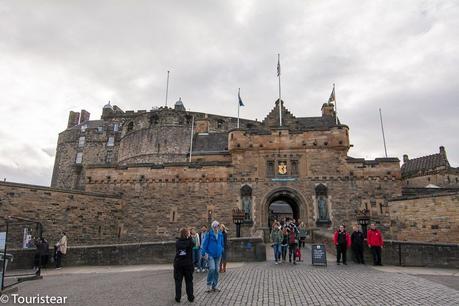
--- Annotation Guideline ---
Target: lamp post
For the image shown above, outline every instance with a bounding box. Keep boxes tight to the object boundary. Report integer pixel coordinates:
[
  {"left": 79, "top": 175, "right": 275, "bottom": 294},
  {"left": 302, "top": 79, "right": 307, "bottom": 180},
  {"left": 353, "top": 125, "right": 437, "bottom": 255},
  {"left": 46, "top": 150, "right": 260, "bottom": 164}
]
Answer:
[
  {"left": 232, "top": 208, "right": 245, "bottom": 238},
  {"left": 356, "top": 208, "right": 370, "bottom": 238}
]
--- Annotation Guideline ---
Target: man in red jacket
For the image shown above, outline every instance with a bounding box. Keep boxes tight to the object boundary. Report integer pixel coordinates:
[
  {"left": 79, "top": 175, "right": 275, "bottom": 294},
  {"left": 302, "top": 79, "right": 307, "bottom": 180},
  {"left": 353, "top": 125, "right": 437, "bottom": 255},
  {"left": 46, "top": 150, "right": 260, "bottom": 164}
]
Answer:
[
  {"left": 333, "top": 225, "right": 351, "bottom": 265},
  {"left": 367, "top": 223, "right": 384, "bottom": 266}
]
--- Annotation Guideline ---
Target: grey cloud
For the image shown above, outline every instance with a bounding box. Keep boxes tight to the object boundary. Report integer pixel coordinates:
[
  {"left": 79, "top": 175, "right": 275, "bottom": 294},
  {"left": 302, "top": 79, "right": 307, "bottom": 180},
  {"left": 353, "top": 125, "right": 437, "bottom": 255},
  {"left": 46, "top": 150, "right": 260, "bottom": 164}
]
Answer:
[{"left": 0, "top": 0, "right": 458, "bottom": 186}]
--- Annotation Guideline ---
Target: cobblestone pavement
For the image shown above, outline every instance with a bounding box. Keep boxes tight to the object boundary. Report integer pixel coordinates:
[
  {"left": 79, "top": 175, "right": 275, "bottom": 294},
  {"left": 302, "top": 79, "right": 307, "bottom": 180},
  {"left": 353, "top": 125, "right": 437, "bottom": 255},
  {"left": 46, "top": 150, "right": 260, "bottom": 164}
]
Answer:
[
  {"left": 191, "top": 245, "right": 459, "bottom": 306},
  {"left": 5, "top": 245, "right": 459, "bottom": 306}
]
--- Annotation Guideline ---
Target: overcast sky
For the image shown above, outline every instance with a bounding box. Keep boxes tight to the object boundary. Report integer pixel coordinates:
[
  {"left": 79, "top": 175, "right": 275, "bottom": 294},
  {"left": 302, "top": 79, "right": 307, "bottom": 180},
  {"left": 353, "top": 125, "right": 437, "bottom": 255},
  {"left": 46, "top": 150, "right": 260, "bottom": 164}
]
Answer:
[{"left": 1, "top": 0, "right": 458, "bottom": 186}]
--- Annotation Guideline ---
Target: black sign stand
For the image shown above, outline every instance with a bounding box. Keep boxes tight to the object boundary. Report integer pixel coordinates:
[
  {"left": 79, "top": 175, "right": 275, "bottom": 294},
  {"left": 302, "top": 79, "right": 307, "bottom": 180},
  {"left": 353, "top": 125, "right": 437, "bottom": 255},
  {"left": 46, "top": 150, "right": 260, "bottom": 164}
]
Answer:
[{"left": 311, "top": 244, "right": 327, "bottom": 266}]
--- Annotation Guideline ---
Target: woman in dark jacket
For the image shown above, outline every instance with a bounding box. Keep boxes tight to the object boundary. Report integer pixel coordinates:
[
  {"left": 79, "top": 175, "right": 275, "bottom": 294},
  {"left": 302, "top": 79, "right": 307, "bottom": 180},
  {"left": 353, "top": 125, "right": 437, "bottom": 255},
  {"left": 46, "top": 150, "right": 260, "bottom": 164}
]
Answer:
[
  {"left": 174, "top": 228, "right": 195, "bottom": 303},
  {"left": 219, "top": 224, "right": 228, "bottom": 273}
]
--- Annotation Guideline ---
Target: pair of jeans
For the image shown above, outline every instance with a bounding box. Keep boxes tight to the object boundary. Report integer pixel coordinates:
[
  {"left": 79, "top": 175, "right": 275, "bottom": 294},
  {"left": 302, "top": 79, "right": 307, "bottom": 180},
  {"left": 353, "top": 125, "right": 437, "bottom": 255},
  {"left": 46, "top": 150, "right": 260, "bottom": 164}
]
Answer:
[
  {"left": 336, "top": 243, "right": 347, "bottom": 264},
  {"left": 174, "top": 264, "right": 194, "bottom": 301},
  {"left": 207, "top": 256, "right": 221, "bottom": 289},
  {"left": 192, "top": 249, "right": 200, "bottom": 269},
  {"left": 281, "top": 245, "right": 288, "bottom": 261},
  {"left": 273, "top": 243, "right": 281, "bottom": 261},
  {"left": 199, "top": 254, "right": 208, "bottom": 270},
  {"left": 371, "top": 246, "right": 382, "bottom": 265}
]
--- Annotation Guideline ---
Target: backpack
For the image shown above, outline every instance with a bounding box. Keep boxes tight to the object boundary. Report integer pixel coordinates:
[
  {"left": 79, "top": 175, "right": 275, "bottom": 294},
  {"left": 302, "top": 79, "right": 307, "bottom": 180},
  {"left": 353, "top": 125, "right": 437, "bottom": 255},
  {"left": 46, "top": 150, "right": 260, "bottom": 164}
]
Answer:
[{"left": 289, "top": 230, "right": 296, "bottom": 245}]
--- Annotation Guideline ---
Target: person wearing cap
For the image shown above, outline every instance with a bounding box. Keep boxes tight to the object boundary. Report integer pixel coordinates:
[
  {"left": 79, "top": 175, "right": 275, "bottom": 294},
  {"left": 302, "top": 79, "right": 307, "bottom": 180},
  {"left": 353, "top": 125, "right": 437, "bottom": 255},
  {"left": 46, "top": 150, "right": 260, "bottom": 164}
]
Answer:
[{"left": 201, "top": 220, "right": 224, "bottom": 292}]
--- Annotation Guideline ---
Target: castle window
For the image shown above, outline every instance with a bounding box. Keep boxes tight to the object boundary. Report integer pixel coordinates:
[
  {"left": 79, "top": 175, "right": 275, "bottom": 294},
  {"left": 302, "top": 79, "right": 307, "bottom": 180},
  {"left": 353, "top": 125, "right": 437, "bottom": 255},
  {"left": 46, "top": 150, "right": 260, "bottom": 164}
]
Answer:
[
  {"left": 107, "top": 136, "right": 115, "bottom": 147},
  {"left": 379, "top": 203, "right": 383, "bottom": 214},
  {"left": 170, "top": 208, "right": 178, "bottom": 222},
  {"left": 106, "top": 150, "right": 113, "bottom": 163},
  {"left": 447, "top": 176, "right": 450, "bottom": 183},
  {"left": 291, "top": 160, "right": 299, "bottom": 176},
  {"left": 127, "top": 122, "right": 134, "bottom": 132},
  {"left": 267, "top": 160, "right": 275, "bottom": 177},
  {"left": 217, "top": 120, "right": 224, "bottom": 129},
  {"left": 81, "top": 124, "right": 87, "bottom": 132},
  {"left": 75, "top": 152, "right": 83, "bottom": 164},
  {"left": 113, "top": 123, "right": 119, "bottom": 132},
  {"left": 78, "top": 136, "right": 85, "bottom": 148},
  {"left": 97, "top": 126, "right": 103, "bottom": 133}
]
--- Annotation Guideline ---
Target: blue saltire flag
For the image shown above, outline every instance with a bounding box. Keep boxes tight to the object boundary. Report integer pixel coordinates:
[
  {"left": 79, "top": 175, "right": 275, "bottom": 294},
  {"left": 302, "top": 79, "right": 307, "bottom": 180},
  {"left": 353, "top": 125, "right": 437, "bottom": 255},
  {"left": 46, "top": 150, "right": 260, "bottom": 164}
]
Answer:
[{"left": 238, "top": 89, "right": 244, "bottom": 106}]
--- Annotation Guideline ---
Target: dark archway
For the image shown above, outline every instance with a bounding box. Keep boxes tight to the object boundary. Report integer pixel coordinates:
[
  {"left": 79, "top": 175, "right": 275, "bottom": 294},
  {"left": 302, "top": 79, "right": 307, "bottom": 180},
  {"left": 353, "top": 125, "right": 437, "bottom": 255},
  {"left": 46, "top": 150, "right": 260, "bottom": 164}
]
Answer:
[
  {"left": 268, "top": 194, "right": 300, "bottom": 229},
  {"left": 261, "top": 187, "right": 308, "bottom": 240}
]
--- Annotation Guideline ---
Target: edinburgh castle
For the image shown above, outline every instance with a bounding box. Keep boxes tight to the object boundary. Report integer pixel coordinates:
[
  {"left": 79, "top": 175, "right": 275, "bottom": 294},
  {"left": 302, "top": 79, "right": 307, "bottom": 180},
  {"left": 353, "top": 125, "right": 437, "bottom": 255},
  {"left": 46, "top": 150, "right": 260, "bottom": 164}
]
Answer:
[{"left": 1, "top": 99, "right": 458, "bottom": 245}]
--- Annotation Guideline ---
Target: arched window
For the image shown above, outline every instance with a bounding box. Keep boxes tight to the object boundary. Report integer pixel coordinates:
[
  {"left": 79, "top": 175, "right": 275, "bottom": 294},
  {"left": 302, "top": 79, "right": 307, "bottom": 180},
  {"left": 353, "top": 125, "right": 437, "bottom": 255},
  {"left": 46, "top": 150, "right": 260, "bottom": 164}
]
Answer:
[
  {"left": 241, "top": 185, "right": 252, "bottom": 221},
  {"left": 315, "top": 184, "right": 329, "bottom": 222}
]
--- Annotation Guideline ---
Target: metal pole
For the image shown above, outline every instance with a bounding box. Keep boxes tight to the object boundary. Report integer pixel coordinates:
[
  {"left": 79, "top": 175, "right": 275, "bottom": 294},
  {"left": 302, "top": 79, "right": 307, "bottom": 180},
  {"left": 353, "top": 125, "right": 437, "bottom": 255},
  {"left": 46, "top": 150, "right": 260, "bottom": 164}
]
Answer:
[
  {"left": 278, "top": 54, "right": 282, "bottom": 127},
  {"left": 165, "top": 70, "right": 170, "bottom": 107},
  {"left": 334, "top": 83, "right": 337, "bottom": 125},
  {"left": 188, "top": 116, "right": 195, "bottom": 162},
  {"left": 1, "top": 220, "right": 9, "bottom": 291},
  {"left": 379, "top": 108, "right": 388, "bottom": 157}
]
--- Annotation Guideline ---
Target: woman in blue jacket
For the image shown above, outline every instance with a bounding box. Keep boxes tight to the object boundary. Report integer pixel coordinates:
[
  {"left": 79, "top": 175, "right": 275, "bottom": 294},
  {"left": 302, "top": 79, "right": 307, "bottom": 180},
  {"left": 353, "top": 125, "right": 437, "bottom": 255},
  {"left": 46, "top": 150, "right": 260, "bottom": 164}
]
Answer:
[{"left": 201, "top": 220, "right": 224, "bottom": 292}]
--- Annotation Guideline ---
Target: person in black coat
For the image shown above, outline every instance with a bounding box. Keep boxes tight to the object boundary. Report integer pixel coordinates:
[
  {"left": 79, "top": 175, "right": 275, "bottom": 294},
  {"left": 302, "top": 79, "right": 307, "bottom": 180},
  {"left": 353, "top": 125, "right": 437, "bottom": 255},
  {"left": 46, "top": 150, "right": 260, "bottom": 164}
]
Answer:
[
  {"left": 174, "top": 228, "right": 195, "bottom": 303},
  {"left": 351, "top": 225, "right": 365, "bottom": 264}
]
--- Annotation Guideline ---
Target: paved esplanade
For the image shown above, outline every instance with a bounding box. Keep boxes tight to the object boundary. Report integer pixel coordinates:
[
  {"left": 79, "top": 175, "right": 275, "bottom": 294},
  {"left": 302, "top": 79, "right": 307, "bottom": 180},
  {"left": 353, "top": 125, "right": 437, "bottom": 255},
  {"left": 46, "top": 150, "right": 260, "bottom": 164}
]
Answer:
[{"left": 13, "top": 245, "right": 459, "bottom": 306}]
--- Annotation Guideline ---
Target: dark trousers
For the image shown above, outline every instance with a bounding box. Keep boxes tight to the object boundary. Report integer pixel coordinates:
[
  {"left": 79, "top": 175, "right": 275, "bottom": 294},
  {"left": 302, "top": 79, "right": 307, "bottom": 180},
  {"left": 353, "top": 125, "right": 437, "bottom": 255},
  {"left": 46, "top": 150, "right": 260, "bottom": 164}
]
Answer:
[
  {"left": 336, "top": 243, "right": 347, "bottom": 264},
  {"left": 371, "top": 246, "right": 382, "bottom": 265},
  {"left": 288, "top": 244, "right": 297, "bottom": 263},
  {"left": 174, "top": 265, "right": 194, "bottom": 301},
  {"left": 299, "top": 237, "right": 306, "bottom": 248},
  {"left": 352, "top": 245, "right": 364, "bottom": 264},
  {"left": 55, "top": 251, "right": 63, "bottom": 268}
]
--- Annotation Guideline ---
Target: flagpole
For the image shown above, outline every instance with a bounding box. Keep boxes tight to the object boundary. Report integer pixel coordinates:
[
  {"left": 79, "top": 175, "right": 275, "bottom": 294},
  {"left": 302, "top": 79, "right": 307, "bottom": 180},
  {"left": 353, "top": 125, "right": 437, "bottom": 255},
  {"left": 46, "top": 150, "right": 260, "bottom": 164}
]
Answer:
[
  {"left": 379, "top": 108, "right": 388, "bottom": 158},
  {"left": 237, "top": 88, "right": 241, "bottom": 128},
  {"left": 165, "top": 70, "right": 170, "bottom": 107},
  {"left": 333, "top": 83, "right": 338, "bottom": 125},
  {"left": 278, "top": 54, "right": 282, "bottom": 127},
  {"left": 189, "top": 115, "right": 195, "bottom": 162}
]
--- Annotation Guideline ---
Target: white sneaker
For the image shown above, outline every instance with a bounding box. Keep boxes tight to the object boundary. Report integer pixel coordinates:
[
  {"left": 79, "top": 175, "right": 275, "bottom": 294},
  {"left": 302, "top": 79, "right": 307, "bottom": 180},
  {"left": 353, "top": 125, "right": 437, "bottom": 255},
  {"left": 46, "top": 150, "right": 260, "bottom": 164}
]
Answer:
[{"left": 275, "top": 261, "right": 279, "bottom": 265}]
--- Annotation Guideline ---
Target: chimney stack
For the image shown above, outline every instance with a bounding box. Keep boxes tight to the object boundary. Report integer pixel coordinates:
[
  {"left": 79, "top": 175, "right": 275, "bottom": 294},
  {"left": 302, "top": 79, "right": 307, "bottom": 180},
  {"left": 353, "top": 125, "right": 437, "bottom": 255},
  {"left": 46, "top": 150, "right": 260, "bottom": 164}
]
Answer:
[
  {"left": 67, "top": 111, "right": 80, "bottom": 129},
  {"left": 439, "top": 146, "right": 447, "bottom": 159},
  {"left": 80, "top": 109, "right": 90, "bottom": 124},
  {"left": 403, "top": 154, "right": 409, "bottom": 163}
]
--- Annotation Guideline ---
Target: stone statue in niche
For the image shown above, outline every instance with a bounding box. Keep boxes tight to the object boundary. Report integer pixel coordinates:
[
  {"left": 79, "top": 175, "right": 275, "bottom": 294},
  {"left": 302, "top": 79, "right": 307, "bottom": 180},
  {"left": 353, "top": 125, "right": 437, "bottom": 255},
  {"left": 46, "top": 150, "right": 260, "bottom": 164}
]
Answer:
[
  {"left": 240, "top": 185, "right": 253, "bottom": 221},
  {"left": 242, "top": 196, "right": 252, "bottom": 220},
  {"left": 317, "top": 196, "right": 329, "bottom": 220}
]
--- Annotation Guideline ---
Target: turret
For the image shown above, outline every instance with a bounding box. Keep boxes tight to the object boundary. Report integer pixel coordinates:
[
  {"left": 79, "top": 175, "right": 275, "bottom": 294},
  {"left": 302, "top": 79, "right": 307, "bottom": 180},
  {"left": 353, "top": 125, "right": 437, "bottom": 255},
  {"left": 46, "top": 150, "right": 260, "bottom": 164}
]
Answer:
[{"left": 321, "top": 102, "right": 335, "bottom": 117}]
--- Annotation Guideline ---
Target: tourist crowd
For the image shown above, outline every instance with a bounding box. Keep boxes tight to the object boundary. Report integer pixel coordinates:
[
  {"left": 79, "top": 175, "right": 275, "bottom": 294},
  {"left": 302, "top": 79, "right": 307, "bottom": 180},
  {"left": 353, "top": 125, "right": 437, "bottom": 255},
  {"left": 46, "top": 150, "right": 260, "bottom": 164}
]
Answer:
[{"left": 270, "top": 219, "right": 384, "bottom": 266}]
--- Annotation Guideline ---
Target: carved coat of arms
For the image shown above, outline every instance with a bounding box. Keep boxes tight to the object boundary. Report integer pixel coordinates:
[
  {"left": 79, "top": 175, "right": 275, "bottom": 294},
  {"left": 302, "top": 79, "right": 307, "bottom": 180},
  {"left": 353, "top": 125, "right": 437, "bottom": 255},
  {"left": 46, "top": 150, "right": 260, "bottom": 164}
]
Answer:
[{"left": 278, "top": 162, "right": 287, "bottom": 175}]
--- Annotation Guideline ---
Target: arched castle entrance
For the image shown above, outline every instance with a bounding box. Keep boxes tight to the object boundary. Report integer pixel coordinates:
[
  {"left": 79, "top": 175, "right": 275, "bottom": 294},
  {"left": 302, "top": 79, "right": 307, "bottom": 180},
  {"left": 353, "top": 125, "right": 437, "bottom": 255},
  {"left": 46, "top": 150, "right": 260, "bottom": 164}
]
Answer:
[{"left": 260, "top": 187, "right": 309, "bottom": 241}]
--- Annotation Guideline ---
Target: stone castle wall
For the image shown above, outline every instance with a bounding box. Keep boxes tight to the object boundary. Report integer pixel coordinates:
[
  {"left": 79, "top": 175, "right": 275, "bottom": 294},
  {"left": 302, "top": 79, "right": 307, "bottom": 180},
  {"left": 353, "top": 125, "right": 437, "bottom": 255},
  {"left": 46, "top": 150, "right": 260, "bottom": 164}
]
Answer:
[
  {"left": 0, "top": 182, "right": 123, "bottom": 247},
  {"left": 389, "top": 192, "right": 459, "bottom": 243},
  {"left": 403, "top": 172, "right": 459, "bottom": 188},
  {"left": 83, "top": 162, "right": 401, "bottom": 242}
]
